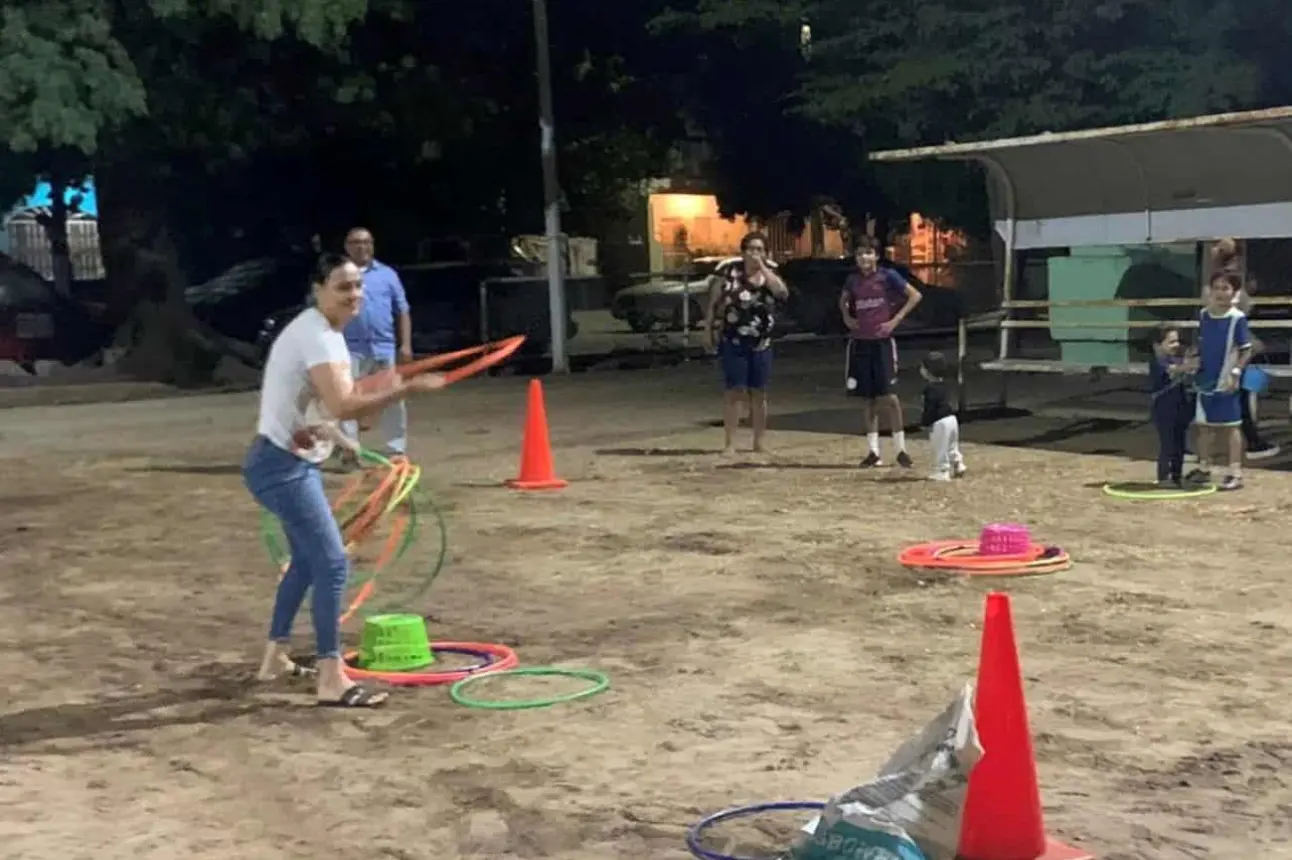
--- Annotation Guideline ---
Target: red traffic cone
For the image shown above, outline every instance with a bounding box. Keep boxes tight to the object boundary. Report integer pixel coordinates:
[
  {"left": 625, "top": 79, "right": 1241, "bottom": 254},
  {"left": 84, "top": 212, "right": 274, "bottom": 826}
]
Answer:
[
  {"left": 505, "top": 379, "right": 568, "bottom": 491},
  {"left": 958, "top": 592, "right": 1093, "bottom": 860}
]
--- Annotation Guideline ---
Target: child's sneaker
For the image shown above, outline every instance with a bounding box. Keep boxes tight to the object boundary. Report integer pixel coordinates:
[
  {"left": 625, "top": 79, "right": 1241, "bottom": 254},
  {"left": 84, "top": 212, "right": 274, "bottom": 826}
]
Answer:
[
  {"left": 927, "top": 471, "right": 952, "bottom": 482},
  {"left": 1184, "top": 468, "right": 1211, "bottom": 486},
  {"left": 953, "top": 463, "right": 967, "bottom": 478},
  {"left": 896, "top": 451, "right": 914, "bottom": 469},
  {"left": 859, "top": 451, "right": 883, "bottom": 468},
  {"left": 1219, "top": 474, "right": 1243, "bottom": 491}
]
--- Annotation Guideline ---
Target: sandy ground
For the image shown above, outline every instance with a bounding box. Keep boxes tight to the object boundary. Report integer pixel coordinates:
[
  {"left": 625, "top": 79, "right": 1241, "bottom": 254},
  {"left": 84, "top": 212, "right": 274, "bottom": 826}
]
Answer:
[{"left": 2, "top": 354, "right": 1292, "bottom": 860}]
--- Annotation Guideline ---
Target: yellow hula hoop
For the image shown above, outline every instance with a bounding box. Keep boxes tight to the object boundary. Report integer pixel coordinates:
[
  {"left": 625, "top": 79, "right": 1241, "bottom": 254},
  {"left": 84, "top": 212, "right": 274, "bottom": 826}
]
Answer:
[{"left": 1102, "top": 482, "right": 1217, "bottom": 500}]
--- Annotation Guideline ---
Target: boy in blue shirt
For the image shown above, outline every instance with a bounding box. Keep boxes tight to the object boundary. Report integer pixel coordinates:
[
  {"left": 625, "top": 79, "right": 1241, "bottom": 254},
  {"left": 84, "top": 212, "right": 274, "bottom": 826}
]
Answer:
[{"left": 1188, "top": 272, "right": 1253, "bottom": 491}]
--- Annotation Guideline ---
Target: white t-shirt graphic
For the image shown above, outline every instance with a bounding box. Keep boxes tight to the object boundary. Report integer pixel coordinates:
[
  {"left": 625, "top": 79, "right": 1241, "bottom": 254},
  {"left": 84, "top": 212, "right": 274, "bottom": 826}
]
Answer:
[{"left": 256, "top": 308, "right": 352, "bottom": 463}]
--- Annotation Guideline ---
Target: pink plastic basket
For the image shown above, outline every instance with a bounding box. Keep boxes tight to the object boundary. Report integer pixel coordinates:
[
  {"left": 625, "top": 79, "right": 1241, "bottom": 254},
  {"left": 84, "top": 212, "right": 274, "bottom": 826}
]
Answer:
[{"left": 977, "top": 523, "right": 1032, "bottom": 556}]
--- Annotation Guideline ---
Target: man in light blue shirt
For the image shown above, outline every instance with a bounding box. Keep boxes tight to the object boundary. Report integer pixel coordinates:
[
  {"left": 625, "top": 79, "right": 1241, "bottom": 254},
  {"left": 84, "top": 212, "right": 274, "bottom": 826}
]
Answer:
[{"left": 340, "top": 227, "right": 414, "bottom": 457}]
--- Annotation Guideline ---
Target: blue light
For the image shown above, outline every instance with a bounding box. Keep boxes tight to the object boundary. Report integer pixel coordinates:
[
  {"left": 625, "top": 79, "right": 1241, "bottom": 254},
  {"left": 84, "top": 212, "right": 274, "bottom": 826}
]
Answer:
[{"left": 8, "top": 177, "right": 98, "bottom": 217}]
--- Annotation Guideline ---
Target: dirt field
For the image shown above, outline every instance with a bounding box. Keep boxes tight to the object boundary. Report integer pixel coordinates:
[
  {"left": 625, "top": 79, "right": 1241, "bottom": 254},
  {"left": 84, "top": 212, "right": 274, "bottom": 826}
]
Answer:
[{"left": 2, "top": 365, "right": 1291, "bottom": 860}]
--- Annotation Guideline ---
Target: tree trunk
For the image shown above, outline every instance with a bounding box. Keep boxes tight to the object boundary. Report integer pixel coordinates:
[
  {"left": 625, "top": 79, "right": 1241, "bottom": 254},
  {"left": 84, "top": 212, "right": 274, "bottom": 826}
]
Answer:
[
  {"left": 40, "top": 175, "right": 74, "bottom": 298},
  {"left": 95, "top": 160, "right": 225, "bottom": 386},
  {"left": 809, "top": 206, "right": 826, "bottom": 257}
]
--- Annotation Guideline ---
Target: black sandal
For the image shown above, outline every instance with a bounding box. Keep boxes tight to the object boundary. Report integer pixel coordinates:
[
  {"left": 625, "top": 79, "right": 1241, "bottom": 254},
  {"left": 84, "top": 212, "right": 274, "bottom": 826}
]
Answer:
[{"left": 318, "top": 684, "right": 388, "bottom": 708}]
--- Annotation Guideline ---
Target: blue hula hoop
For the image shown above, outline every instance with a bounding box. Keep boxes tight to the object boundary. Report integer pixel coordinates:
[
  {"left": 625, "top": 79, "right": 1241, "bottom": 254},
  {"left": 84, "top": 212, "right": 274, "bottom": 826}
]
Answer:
[{"left": 686, "top": 801, "right": 825, "bottom": 860}]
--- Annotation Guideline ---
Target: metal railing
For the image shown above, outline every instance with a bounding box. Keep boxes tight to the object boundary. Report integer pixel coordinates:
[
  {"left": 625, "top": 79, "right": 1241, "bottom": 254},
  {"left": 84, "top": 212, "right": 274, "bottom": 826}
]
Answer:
[{"left": 4, "top": 218, "right": 106, "bottom": 281}]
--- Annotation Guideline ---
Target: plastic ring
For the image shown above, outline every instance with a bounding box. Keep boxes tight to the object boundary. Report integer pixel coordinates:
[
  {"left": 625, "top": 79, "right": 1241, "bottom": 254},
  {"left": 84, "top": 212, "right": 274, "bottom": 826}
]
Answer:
[
  {"left": 449, "top": 667, "right": 609, "bottom": 710},
  {"left": 343, "top": 641, "right": 519, "bottom": 687},
  {"left": 897, "top": 541, "right": 1071, "bottom": 577},
  {"left": 1102, "top": 482, "right": 1218, "bottom": 500},
  {"left": 262, "top": 449, "right": 446, "bottom": 622},
  {"left": 686, "top": 801, "right": 825, "bottom": 860},
  {"left": 398, "top": 335, "right": 526, "bottom": 385}
]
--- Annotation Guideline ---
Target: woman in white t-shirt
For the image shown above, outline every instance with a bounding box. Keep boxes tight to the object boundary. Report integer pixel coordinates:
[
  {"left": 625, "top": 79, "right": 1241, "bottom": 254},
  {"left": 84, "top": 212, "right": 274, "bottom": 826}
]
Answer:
[{"left": 242, "top": 253, "right": 445, "bottom": 708}]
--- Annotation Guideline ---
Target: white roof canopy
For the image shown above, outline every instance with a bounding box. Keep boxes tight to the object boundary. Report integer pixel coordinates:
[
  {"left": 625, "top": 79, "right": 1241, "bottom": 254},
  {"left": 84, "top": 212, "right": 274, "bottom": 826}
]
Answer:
[{"left": 869, "top": 107, "right": 1292, "bottom": 248}]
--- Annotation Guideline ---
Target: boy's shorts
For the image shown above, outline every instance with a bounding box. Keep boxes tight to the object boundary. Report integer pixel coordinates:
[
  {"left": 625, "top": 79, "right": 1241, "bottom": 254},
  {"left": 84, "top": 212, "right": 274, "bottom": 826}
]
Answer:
[
  {"left": 1196, "top": 389, "right": 1242, "bottom": 426},
  {"left": 845, "top": 338, "right": 898, "bottom": 398}
]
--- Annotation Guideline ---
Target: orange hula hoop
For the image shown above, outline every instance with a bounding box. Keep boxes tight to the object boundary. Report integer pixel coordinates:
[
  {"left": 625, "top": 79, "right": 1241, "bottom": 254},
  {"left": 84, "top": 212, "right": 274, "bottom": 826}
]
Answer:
[
  {"left": 276, "top": 456, "right": 417, "bottom": 622},
  {"left": 398, "top": 334, "right": 526, "bottom": 385},
  {"left": 897, "top": 540, "right": 1071, "bottom": 577}
]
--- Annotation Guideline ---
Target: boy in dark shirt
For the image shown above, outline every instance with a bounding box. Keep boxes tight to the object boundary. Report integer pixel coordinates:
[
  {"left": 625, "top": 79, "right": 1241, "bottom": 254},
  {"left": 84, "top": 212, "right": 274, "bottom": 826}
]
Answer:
[
  {"left": 1149, "top": 323, "right": 1196, "bottom": 487},
  {"left": 919, "top": 351, "right": 965, "bottom": 481}
]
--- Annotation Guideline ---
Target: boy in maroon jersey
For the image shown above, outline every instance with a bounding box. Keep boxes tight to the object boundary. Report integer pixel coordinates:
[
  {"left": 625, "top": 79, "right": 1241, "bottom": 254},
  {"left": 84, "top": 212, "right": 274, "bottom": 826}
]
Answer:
[{"left": 840, "top": 237, "right": 923, "bottom": 468}]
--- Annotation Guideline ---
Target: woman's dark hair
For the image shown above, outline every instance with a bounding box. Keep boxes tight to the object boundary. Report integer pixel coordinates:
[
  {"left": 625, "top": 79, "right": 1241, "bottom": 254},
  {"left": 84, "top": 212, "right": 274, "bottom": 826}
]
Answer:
[
  {"left": 922, "top": 350, "right": 949, "bottom": 377},
  {"left": 1210, "top": 237, "right": 1238, "bottom": 270},
  {"left": 855, "top": 235, "right": 879, "bottom": 253},
  {"left": 740, "top": 231, "right": 768, "bottom": 252},
  {"left": 1154, "top": 322, "right": 1181, "bottom": 344},
  {"left": 313, "top": 252, "right": 350, "bottom": 287}
]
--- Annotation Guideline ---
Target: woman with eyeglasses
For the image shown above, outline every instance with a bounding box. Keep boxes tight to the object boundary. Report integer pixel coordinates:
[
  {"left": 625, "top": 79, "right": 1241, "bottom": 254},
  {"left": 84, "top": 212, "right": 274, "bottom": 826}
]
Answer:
[{"left": 704, "top": 231, "right": 789, "bottom": 454}]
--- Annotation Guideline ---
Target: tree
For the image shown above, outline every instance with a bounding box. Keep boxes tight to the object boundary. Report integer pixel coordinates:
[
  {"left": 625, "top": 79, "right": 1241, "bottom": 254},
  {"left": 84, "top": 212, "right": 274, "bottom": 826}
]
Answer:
[
  {"left": 0, "top": 4, "right": 146, "bottom": 295},
  {"left": 649, "top": 1, "right": 877, "bottom": 227},
  {"left": 655, "top": 0, "right": 1289, "bottom": 234},
  {"left": 0, "top": 0, "right": 373, "bottom": 382},
  {"left": 329, "top": 0, "right": 684, "bottom": 241}
]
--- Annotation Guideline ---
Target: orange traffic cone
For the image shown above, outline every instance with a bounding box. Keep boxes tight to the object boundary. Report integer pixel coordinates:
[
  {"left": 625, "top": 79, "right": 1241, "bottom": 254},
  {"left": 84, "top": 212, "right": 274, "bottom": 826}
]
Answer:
[
  {"left": 505, "top": 379, "right": 568, "bottom": 491},
  {"left": 959, "top": 593, "right": 1093, "bottom": 860}
]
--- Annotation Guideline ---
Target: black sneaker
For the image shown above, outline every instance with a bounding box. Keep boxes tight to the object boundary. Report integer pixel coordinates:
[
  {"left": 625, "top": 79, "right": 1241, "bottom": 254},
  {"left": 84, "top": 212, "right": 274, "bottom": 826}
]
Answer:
[
  {"left": 896, "top": 451, "right": 914, "bottom": 469},
  {"left": 1247, "top": 442, "right": 1281, "bottom": 460},
  {"left": 859, "top": 451, "right": 883, "bottom": 468},
  {"left": 1183, "top": 468, "right": 1211, "bottom": 486}
]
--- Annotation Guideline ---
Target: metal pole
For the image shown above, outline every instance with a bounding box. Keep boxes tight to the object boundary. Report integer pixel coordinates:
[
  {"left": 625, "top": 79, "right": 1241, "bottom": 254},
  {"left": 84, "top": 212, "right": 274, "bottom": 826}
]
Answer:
[
  {"left": 681, "top": 260, "right": 691, "bottom": 357},
  {"left": 532, "top": 0, "right": 568, "bottom": 372}
]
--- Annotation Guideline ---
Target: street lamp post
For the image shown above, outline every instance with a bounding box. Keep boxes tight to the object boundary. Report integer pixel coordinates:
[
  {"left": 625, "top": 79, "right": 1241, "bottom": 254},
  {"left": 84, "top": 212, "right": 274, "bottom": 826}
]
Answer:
[{"left": 532, "top": 0, "right": 568, "bottom": 372}]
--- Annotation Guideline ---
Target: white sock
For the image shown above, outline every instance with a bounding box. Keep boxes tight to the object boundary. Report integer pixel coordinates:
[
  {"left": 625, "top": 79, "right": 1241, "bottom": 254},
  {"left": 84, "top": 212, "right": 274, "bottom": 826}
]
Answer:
[
  {"left": 867, "top": 432, "right": 881, "bottom": 455},
  {"left": 1230, "top": 463, "right": 1242, "bottom": 478},
  {"left": 893, "top": 431, "right": 906, "bottom": 453}
]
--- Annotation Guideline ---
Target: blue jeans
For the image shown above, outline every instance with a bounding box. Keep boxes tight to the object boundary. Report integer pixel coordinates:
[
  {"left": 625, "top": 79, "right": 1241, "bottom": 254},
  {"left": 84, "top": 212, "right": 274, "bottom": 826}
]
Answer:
[
  {"left": 340, "top": 354, "right": 408, "bottom": 454},
  {"left": 242, "top": 435, "right": 348, "bottom": 658}
]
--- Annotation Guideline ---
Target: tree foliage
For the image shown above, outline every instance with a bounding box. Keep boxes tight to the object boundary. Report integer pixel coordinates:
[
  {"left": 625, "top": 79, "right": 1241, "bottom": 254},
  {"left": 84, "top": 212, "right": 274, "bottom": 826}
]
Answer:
[{"left": 657, "top": 0, "right": 1292, "bottom": 231}]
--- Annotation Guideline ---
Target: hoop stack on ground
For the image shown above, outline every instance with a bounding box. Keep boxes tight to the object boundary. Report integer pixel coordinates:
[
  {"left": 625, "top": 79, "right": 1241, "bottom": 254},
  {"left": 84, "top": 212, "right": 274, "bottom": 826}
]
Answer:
[{"left": 896, "top": 522, "right": 1071, "bottom": 577}]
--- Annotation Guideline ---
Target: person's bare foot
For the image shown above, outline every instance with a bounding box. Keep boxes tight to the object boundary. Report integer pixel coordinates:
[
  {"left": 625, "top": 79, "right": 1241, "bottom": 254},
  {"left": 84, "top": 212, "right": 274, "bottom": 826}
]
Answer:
[{"left": 256, "top": 642, "right": 315, "bottom": 681}]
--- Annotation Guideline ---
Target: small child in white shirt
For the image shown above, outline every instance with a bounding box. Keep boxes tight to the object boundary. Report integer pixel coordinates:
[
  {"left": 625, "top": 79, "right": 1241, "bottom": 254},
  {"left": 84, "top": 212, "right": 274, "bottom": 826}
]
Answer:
[{"left": 919, "top": 351, "right": 965, "bottom": 481}]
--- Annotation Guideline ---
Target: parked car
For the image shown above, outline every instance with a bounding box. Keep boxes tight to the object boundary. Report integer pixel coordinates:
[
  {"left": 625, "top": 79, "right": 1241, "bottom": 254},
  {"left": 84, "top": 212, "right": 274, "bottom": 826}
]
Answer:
[
  {"left": 254, "top": 259, "right": 582, "bottom": 365},
  {"left": 610, "top": 256, "right": 733, "bottom": 333},
  {"left": 0, "top": 255, "right": 113, "bottom": 373},
  {"left": 186, "top": 255, "right": 314, "bottom": 348}
]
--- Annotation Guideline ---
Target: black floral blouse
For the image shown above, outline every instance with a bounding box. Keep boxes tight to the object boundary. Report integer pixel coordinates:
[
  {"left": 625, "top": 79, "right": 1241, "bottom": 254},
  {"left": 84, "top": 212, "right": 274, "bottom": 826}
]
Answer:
[{"left": 717, "top": 262, "right": 776, "bottom": 351}]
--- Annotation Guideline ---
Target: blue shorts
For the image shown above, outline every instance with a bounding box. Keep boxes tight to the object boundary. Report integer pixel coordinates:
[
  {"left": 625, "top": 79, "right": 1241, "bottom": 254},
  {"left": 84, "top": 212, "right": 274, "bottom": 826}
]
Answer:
[
  {"left": 1196, "top": 389, "right": 1242, "bottom": 425},
  {"left": 719, "top": 340, "right": 772, "bottom": 390}
]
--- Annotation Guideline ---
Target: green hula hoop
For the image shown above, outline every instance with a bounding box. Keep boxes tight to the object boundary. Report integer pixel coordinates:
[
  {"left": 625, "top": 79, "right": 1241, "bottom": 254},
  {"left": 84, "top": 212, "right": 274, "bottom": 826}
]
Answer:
[
  {"left": 258, "top": 447, "right": 449, "bottom": 616},
  {"left": 449, "top": 667, "right": 610, "bottom": 710},
  {"left": 1102, "top": 482, "right": 1218, "bottom": 500}
]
